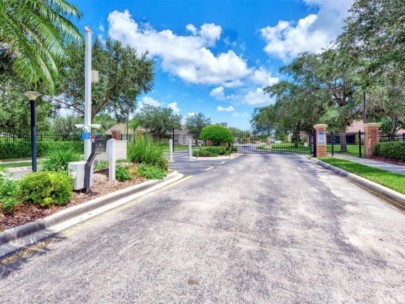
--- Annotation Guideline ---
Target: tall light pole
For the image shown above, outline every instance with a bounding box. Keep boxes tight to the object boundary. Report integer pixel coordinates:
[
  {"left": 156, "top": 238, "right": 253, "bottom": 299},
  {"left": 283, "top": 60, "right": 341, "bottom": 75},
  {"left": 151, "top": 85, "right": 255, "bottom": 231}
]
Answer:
[
  {"left": 84, "top": 26, "right": 92, "bottom": 159},
  {"left": 24, "top": 91, "right": 42, "bottom": 172}
]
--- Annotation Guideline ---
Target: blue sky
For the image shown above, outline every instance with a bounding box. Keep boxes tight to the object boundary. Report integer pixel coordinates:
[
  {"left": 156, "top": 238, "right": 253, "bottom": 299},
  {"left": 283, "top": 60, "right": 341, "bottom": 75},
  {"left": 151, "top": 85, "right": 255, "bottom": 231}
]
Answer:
[{"left": 69, "top": 0, "right": 352, "bottom": 130}]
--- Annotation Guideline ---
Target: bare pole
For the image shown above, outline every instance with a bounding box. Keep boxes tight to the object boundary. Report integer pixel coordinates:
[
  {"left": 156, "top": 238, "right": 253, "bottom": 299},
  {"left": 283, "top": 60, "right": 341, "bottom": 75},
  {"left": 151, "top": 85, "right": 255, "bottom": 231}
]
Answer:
[{"left": 84, "top": 26, "right": 92, "bottom": 159}]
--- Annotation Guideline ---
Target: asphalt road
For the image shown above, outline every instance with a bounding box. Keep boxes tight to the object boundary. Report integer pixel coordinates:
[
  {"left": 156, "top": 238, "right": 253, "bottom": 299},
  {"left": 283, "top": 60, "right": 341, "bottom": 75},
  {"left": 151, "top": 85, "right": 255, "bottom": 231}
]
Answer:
[{"left": 1, "top": 154, "right": 405, "bottom": 303}]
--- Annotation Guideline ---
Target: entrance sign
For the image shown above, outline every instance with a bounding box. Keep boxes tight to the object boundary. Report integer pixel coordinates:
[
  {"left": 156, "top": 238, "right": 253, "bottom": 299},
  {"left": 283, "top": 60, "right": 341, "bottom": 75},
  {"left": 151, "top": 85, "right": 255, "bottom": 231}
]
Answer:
[{"left": 318, "top": 132, "right": 326, "bottom": 145}]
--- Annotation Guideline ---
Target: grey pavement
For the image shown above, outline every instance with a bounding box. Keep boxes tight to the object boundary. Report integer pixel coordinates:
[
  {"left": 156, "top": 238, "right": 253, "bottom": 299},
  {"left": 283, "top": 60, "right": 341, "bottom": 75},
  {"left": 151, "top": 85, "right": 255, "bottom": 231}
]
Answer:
[
  {"left": 335, "top": 154, "right": 405, "bottom": 175},
  {"left": 1, "top": 154, "right": 405, "bottom": 303}
]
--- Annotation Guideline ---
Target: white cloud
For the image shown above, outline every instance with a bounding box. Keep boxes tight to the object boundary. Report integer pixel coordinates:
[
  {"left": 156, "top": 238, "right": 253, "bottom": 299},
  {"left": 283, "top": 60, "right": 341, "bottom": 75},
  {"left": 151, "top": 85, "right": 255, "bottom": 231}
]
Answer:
[
  {"left": 108, "top": 10, "right": 250, "bottom": 85},
  {"left": 242, "top": 88, "right": 272, "bottom": 105},
  {"left": 168, "top": 102, "right": 181, "bottom": 114},
  {"left": 210, "top": 86, "right": 225, "bottom": 100},
  {"left": 217, "top": 106, "right": 235, "bottom": 112},
  {"left": 138, "top": 96, "right": 161, "bottom": 108},
  {"left": 260, "top": 0, "right": 353, "bottom": 61},
  {"left": 99, "top": 24, "right": 105, "bottom": 32},
  {"left": 251, "top": 68, "right": 279, "bottom": 86}
]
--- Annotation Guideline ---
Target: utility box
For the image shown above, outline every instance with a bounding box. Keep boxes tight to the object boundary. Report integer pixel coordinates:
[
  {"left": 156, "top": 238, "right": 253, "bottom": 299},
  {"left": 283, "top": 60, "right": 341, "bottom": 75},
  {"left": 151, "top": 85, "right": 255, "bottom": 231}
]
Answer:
[{"left": 68, "top": 161, "right": 86, "bottom": 190}]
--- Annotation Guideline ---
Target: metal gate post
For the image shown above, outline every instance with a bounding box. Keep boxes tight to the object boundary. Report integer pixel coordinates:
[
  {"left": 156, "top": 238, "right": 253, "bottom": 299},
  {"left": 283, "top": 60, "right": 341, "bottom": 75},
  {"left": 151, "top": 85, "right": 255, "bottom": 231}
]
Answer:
[
  {"left": 331, "top": 132, "right": 334, "bottom": 157},
  {"left": 312, "top": 129, "right": 317, "bottom": 157},
  {"left": 358, "top": 130, "right": 362, "bottom": 158}
]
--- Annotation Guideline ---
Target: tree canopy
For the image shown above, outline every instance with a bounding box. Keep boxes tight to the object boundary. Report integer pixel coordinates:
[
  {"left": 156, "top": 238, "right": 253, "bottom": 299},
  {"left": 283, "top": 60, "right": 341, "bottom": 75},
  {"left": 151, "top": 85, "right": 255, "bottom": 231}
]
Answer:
[
  {"left": 134, "top": 105, "right": 181, "bottom": 139},
  {"left": 200, "top": 125, "right": 234, "bottom": 145},
  {"left": 185, "top": 113, "right": 211, "bottom": 144},
  {"left": 54, "top": 38, "right": 154, "bottom": 120}
]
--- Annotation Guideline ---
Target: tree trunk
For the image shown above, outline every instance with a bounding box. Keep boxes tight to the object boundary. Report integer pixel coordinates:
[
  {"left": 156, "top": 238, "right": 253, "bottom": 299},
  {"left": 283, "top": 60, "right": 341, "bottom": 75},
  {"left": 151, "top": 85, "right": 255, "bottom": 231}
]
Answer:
[{"left": 339, "top": 125, "right": 347, "bottom": 152}]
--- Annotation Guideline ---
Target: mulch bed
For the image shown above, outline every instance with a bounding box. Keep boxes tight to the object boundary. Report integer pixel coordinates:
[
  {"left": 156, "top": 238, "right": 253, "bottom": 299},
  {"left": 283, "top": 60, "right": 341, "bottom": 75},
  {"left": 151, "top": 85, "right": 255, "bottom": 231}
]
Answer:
[
  {"left": 0, "top": 171, "right": 147, "bottom": 232},
  {"left": 369, "top": 156, "right": 405, "bottom": 167}
]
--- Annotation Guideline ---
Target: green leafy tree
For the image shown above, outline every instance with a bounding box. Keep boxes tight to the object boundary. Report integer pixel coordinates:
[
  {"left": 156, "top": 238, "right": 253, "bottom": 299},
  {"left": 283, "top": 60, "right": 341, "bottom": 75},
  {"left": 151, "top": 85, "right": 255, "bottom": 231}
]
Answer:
[
  {"left": 200, "top": 125, "right": 234, "bottom": 146},
  {"left": 134, "top": 105, "right": 181, "bottom": 139},
  {"left": 51, "top": 115, "right": 82, "bottom": 138},
  {"left": 0, "top": 0, "right": 82, "bottom": 92},
  {"left": 93, "top": 113, "right": 117, "bottom": 135},
  {"left": 54, "top": 38, "right": 154, "bottom": 120},
  {"left": 185, "top": 113, "right": 211, "bottom": 144},
  {"left": 0, "top": 57, "right": 52, "bottom": 133},
  {"left": 340, "top": 0, "right": 405, "bottom": 74}
]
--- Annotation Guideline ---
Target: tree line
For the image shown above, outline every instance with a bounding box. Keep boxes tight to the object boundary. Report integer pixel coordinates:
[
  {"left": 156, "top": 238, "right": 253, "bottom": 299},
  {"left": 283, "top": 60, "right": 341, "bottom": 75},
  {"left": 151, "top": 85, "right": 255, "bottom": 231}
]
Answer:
[{"left": 251, "top": 0, "right": 405, "bottom": 150}]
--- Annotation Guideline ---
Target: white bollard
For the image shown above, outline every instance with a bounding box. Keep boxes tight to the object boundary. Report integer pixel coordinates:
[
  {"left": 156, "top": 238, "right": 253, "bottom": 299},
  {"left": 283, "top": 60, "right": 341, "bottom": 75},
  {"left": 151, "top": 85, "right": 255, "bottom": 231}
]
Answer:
[
  {"left": 188, "top": 139, "right": 192, "bottom": 160},
  {"left": 169, "top": 139, "right": 174, "bottom": 162},
  {"left": 107, "top": 139, "right": 116, "bottom": 183}
]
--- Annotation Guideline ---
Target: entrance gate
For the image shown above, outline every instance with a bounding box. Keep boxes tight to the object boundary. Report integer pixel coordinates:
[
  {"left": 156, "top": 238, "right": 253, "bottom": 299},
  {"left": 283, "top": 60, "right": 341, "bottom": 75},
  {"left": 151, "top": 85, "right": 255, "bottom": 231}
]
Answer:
[{"left": 236, "top": 131, "right": 316, "bottom": 156}]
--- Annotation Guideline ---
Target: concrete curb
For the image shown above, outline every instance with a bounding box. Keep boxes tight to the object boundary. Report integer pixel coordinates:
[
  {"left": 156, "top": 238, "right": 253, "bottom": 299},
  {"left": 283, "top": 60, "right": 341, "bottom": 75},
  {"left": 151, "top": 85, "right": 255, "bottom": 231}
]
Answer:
[
  {"left": 311, "top": 157, "right": 405, "bottom": 209},
  {"left": 0, "top": 171, "right": 184, "bottom": 257}
]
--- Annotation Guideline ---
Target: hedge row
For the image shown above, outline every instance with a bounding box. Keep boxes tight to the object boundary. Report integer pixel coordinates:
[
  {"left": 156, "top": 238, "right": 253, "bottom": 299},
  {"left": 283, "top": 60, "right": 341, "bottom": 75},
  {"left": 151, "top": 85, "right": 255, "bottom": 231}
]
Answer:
[
  {"left": 193, "top": 146, "right": 236, "bottom": 157},
  {"left": 373, "top": 142, "right": 405, "bottom": 162},
  {"left": 0, "top": 141, "right": 83, "bottom": 160}
]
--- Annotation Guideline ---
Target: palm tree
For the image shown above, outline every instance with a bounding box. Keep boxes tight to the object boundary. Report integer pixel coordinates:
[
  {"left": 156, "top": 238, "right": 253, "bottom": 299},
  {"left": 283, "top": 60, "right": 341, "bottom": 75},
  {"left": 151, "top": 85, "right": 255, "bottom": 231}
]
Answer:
[{"left": 0, "top": 0, "right": 82, "bottom": 92}]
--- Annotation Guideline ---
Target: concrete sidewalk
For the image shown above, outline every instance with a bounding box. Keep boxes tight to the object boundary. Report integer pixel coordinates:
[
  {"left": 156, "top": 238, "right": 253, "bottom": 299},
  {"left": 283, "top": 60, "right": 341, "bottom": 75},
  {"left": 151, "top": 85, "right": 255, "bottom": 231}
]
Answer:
[{"left": 335, "top": 155, "right": 405, "bottom": 175}]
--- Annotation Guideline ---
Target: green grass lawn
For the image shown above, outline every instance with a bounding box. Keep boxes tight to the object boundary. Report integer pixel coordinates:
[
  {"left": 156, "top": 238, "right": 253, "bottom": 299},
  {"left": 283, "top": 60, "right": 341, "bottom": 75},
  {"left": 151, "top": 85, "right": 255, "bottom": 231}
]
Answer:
[
  {"left": 327, "top": 144, "right": 362, "bottom": 156},
  {"left": 0, "top": 162, "right": 34, "bottom": 172},
  {"left": 321, "top": 157, "right": 405, "bottom": 194}
]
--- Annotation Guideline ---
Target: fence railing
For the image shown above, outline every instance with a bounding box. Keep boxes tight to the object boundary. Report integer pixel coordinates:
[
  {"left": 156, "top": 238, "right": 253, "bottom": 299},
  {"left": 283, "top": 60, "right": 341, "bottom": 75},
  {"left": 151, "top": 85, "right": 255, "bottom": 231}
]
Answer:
[
  {"left": 328, "top": 131, "right": 363, "bottom": 158},
  {"left": 0, "top": 132, "right": 81, "bottom": 142},
  {"left": 379, "top": 134, "right": 405, "bottom": 142}
]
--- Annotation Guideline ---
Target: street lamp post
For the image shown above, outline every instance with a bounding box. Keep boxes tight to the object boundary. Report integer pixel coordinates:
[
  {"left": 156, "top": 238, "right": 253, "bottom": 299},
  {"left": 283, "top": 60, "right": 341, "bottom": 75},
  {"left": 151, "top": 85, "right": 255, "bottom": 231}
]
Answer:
[{"left": 24, "top": 91, "right": 42, "bottom": 172}]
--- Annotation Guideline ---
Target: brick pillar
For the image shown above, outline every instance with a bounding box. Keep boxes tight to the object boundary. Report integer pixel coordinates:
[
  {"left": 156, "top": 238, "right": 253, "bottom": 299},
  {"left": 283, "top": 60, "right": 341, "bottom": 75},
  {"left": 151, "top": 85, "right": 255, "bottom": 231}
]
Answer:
[
  {"left": 364, "top": 123, "right": 380, "bottom": 158},
  {"left": 111, "top": 130, "right": 121, "bottom": 140},
  {"left": 314, "top": 124, "right": 328, "bottom": 158}
]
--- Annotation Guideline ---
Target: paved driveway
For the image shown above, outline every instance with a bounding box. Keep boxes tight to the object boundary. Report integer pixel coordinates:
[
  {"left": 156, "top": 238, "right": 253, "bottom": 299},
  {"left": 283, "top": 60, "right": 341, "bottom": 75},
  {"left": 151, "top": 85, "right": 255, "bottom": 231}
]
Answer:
[{"left": 1, "top": 154, "right": 404, "bottom": 303}]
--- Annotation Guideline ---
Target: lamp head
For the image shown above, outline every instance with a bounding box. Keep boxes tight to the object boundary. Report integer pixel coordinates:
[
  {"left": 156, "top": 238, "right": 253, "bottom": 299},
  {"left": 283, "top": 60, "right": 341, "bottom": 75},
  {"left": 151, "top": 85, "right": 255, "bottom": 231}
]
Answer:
[
  {"left": 84, "top": 26, "right": 92, "bottom": 33},
  {"left": 24, "top": 91, "right": 42, "bottom": 101}
]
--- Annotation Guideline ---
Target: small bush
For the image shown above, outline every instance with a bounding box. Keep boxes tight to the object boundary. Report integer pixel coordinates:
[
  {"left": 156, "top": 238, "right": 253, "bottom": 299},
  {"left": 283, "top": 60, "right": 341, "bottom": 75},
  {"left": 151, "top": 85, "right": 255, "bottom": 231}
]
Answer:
[
  {"left": 128, "top": 136, "right": 166, "bottom": 167},
  {"left": 373, "top": 142, "right": 405, "bottom": 161},
  {"left": 200, "top": 125, "right": 234, "bottom": 145},
  {"left": 193, "top": 146, "right": 229, "bottom": 157},
  {"left": 0, "top": 141, "right": 83, "bottom": 160},
  {"left": 0, "top": 175, "right": 20, "bottom": 212},
  {"left": 19, "top": 172, "right": 73, "bottom": 206},
  {"left": 115, "top": 165, "right": 132, "bottom": 182},
  {"left": 42, "top": 148, "right": 80, "bottom": 172},
  {"left": 137, "top": 163, "right": 166, "bottom": 179}
]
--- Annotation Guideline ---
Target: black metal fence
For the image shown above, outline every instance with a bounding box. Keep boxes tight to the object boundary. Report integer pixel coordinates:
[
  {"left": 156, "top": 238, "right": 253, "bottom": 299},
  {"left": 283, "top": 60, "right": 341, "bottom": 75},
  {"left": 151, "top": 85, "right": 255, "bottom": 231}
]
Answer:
[
  {"left": 328, "top": 131, "right": 363, "bottom": 157},
  {"left": 379, "top": 133, "right": 405, "bottom": 142},
  {"left": 0, "top": 131, "right": 81, "bottom": 142}
]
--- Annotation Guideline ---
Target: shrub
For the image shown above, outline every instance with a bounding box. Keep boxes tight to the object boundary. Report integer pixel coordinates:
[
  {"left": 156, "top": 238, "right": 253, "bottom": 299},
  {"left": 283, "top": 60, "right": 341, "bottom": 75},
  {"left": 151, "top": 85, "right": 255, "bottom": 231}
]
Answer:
[
  {"left": 0, "top": 175, "right": 19, "bottom": 212},
  {"left": 42, "top": 148, "right": 80, "bottom": 172},
  {"left": 19, "top": 172, "right": 73, "bottom": 206},
  {"left": 127, "top": 136, "right": 166, "bottom": 167},
  {"left": 192, "top": 146, "right": 229, "bottom": 157},
  {"left": 373, "top": 142, "right": 405, "bottom": 161},
  {"left": 137, "top": 163, "right": 166, "bottom": 179},
  {"left": 200, "top": 125, "right": 234, "bottom": 145},
  {"left": 115, "top": 165, "right": 132, "bottom": 182},
  {"left": 0, "top": 141, "right": 83, "bottom": 160}
]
